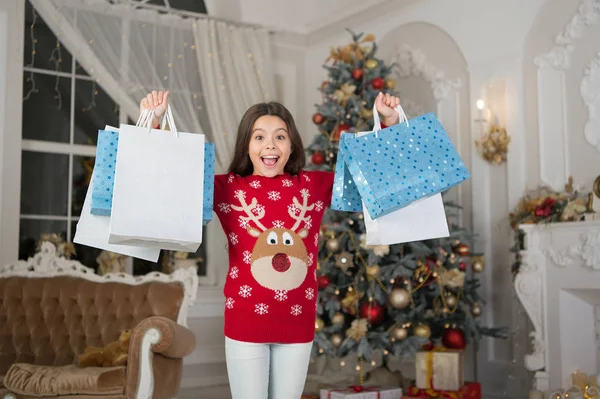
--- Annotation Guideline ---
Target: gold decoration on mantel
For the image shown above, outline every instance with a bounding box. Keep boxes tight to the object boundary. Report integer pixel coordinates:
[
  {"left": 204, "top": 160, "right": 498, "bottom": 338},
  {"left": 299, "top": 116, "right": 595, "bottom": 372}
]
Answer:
[{"left": 475, "top": 125, "right": 510, "bottom": 165}]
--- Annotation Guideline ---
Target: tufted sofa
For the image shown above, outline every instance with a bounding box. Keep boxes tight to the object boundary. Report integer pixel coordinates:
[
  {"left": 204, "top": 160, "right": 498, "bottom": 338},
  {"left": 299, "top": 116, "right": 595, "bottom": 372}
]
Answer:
[{"left": 0, "top": 242, "right": 198, "bottom": 399}]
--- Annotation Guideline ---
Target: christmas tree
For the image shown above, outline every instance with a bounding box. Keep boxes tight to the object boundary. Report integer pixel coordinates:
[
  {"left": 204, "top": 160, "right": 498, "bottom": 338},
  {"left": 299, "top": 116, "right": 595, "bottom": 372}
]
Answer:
[{"left": 306, "top": 30, "right": 506, "bottom": 367}]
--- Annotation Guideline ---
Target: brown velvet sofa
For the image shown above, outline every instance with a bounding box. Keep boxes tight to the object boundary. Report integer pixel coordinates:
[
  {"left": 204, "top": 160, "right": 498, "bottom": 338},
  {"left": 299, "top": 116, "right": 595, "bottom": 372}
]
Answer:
[{"left": 0, "top": 242, "right": 199, "bottom": 399}]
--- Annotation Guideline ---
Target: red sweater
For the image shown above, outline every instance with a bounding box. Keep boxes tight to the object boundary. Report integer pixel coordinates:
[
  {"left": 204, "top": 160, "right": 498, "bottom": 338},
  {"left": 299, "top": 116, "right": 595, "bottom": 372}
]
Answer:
[{"left": 214, "top": 170, "right": 334, "bottom": 343}]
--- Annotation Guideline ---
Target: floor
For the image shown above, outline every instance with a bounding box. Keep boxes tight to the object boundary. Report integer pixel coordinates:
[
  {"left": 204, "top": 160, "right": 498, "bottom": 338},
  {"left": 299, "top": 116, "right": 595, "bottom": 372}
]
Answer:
[{"left": 177, "top": 385, "right": 232, "bottom": 399}]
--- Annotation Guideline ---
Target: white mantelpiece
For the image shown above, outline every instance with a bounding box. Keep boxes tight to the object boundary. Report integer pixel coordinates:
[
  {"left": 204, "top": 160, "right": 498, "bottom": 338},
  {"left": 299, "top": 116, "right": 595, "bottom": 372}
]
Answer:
[{"left": 515, "top": 220, "right": 600, "bottom": 392}]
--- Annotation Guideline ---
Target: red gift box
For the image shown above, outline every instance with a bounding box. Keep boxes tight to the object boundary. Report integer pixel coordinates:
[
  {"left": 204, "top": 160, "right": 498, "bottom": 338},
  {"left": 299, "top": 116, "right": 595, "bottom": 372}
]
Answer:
[{"left": 405, "top": 382, "right": 481, "bottom": 399}]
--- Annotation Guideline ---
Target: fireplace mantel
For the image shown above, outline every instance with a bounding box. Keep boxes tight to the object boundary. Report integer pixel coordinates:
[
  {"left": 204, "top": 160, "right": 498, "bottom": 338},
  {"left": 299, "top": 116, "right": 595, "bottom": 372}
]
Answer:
[{"left": 515, "top": 220, "right": 600, "bottom": 391}]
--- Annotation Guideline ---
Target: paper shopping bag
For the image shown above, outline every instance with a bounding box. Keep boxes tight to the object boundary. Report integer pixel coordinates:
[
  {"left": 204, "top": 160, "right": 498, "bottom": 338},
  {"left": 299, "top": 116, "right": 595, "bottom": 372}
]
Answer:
[
  {"left": 108, "top": 112, "right": 205, "bottom": 252},
  {"left": 91, "top": 126, "right": 119, "bottom": 216},
  {"left": 90, "top": 127, "right": 215, "bottom": 226},
  {"left": 363, "top": 193, "right": 449, "bottom": 245},
  {"left": 74, "top": 172, "right": 160, "bottom": 262},
  {"left": 331, "top": 133, "right": 363, "bottom": 212},
  {"left": 343, "top": 106, "right": 470, "bottom": 220}
]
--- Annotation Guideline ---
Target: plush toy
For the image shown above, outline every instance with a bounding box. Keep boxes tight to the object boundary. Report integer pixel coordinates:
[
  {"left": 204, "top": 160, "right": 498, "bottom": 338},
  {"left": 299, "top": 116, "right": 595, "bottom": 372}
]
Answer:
[{"left": 78, "top": 330, "right": 131, "bottom": 368}]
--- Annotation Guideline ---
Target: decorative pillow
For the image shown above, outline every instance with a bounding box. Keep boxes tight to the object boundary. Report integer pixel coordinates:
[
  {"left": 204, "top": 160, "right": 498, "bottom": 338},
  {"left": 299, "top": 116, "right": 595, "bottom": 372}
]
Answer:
[{"left": 4, "top": 363, "right": 125, "bottom": 397}]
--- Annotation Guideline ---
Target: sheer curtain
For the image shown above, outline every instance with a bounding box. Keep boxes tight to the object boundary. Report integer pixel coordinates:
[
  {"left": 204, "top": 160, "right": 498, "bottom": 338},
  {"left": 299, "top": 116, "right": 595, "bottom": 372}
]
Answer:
[{"left": 30, "top": 0, "right": 275, "bottom": 172}]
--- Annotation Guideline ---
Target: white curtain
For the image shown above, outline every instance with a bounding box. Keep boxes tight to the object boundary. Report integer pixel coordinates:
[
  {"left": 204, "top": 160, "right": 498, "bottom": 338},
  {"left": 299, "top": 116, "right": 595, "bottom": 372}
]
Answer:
[
  {"left": 29, "top": 0, "right": 275, "bottom": 172},
  {"left": 193, "top": 19, "right": 276, "bottom": 170}
]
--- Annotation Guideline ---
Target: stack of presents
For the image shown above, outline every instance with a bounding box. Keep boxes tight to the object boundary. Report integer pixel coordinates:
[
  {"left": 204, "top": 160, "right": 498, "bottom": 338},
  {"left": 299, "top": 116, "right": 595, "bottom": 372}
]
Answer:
[{"left": 315, "top": 348, "right": 481, "bottom": 399}]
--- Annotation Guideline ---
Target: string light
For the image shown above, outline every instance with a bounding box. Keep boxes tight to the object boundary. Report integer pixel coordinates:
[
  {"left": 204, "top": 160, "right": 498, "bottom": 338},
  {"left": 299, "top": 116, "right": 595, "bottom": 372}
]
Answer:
[{"left": 23, "top": 6, "right": 39, "bottom": 102}]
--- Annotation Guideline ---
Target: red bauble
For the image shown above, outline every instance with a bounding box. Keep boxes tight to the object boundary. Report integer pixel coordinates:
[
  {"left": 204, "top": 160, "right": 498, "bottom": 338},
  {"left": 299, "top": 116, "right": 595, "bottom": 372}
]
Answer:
[
  {"left": 331, "top": 123, "right": 351, "bottom": 141},
  {"left": 371, "top": 77, "right": 385, "bottom": 90},
  {"left": 312, "top": 113, "right": 325, "bottom": 125},
  {"left": 321, "top": 81, "right": 328, "bottom": 89},
  {"left": 317, "top": 275, "right": 330, "bottom": 289},
  {"left": 352, "top": 68, "right": 364, "bottom": 80},
  {"left": 311, "top": 152, "right": 325, "bottom": 165},
  {"left": 359, "top": 301, "right": 385, "bottom": 326},
  {"left": 454, "top": 243, "right": 471, "bottom": 257},
  {"left": 442, "top": 327, "right": 467, "bottom": 350},
  {"left": 459, "top": 262, "right": 467, "bottom": 271}
]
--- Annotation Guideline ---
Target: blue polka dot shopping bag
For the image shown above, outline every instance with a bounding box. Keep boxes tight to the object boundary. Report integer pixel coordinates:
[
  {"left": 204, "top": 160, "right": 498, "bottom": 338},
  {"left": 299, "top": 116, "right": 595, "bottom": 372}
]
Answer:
[{"left": 340, "top": 105, "right": 470, "bottom": 220}]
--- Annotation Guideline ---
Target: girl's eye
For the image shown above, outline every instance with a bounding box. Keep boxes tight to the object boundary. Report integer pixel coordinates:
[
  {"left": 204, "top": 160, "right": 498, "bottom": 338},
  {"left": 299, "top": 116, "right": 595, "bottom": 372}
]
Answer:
[
  {"left": 254, "top": 135, "right": 263, "bottom": 140},
  {"left": 277, "top": 135, "right": 286, "bottom": 140}
]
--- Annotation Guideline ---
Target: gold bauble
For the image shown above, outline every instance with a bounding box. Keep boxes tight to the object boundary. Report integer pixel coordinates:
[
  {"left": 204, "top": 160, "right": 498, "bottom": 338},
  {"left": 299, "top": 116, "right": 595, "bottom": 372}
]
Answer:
[
  {"left": 385, "top": 78, "right": 396, "bottom": 89},
  {"left": 392, "top": 327, "right": 408, "bottom": 341},
  {"left": 454, "top": 243, "right": 470, "bottom": 257},
  {"left": 315, "top": 318, "right": 325, "bottom": 332},
  {"left": 445, "top": 294, "right": 457, "bottom": 308},
  {"left": 331, "top": 334, "right": 343, "bottom": 347},
  {"left": 366, "top": 265, "right": 381, "bottom": 279},
  {"left": 471, "top": 303, "right": 482, "bottom": 317},
  {"left": 332, "top": 312, "right": 345, "bottom": 325},
  {"left": 472, "top": 256, "right": 485, "bottom": 273},
  {"left": 389, "top": 288, "right": 411, "bottom": 309},
  {"left": 326, "top": 238, "right": 340, "bottom": 252},
  {"left": 413, "top": 324, "right": 431, "bottom": 339},
  {"left": 365, "top": 59, "right": 378, "bottom": 69}
]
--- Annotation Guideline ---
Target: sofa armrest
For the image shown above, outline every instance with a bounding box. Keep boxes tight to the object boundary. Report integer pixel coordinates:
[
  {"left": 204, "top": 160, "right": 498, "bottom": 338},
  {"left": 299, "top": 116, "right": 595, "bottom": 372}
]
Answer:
[
  {"left": 131, "top": 316, "right": 196, "bottom": 359},
  {"left": 125, "top": 317, "right": 196, "bottom": 399}
]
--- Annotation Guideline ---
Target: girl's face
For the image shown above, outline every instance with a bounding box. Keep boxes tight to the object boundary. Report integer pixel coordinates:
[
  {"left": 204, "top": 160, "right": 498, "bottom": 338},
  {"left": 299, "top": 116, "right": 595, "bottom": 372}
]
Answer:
[{"left": 249, "top": 115, "right": 292, "bottom": 177}]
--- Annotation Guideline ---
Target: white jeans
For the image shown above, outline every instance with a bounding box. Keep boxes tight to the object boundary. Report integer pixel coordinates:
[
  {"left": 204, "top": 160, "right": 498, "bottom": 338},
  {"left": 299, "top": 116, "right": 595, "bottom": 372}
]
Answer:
[{"left": 225, "top": 337, "right": 313, "bottom": 399}]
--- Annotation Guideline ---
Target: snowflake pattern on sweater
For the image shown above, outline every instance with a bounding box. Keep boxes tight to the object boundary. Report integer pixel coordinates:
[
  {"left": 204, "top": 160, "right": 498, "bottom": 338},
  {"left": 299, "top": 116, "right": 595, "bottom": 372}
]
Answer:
[{"left": 214, "top": 171, "right": 334, "bottom": 344}]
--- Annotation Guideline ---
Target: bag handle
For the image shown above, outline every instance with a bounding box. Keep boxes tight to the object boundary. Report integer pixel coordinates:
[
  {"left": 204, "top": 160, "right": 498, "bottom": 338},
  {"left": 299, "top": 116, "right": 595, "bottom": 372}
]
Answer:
[
  {"left": 135, "top": 105, "right": 179, "bottom": 138},
  {"left": 372, "top": 103, "right": 409, "bottom": 137}
]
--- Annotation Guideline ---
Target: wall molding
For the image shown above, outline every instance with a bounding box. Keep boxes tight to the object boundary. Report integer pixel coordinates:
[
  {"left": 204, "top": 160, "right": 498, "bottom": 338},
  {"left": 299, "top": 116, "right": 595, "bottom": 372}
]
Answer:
[
  {"left": 581, "top": 52, "right": 600, "bottom": 153},
  {"left": 534, "top": 0, "right": 600, "bottom": 70}
]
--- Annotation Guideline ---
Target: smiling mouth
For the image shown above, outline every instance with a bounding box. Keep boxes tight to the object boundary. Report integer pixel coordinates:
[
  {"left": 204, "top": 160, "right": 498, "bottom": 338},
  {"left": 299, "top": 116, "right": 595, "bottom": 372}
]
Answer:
[{"left": 261, "top": 155, "right": 279, "bottom": 167}]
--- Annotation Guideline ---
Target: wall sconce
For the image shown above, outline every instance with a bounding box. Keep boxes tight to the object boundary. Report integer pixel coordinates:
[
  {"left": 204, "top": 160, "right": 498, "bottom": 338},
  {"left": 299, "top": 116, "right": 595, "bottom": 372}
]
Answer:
[{"left": 474, "top": 98, "right": 510, "bottom": 165}]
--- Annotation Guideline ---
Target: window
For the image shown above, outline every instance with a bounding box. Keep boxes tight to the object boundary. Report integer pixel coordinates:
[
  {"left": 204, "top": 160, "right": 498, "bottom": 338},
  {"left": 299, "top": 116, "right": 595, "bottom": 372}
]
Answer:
[{"left": 19, "top": 0, "right": 210, "bottom": 280}]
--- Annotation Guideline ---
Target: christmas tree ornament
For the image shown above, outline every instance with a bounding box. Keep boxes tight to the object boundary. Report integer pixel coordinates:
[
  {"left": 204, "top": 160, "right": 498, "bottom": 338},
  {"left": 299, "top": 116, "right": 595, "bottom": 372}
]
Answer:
[
  {"left": 321, "top": 81, "right": 328, "bottom": 89},
  {"left": 315, "top": 318, "right": 325, "bottom": 332},
  {"left": 459, "top": 262, "right": 467, "bottom": 271},
  {"left": 346, "top": 318, "right": 369, "bottom": 341},
  {"left": 312, "top": 112, "right": 325, "bottom": 125},
  {"left": 335, "top": 251, "right": 354, "bottom": 272},
  {"left": 454, "top": 243, "right": 471, "bottom": 257},
  {"left": 359, "top": 301, "right": 384, "bottom": 326},
  {"left": 472, "top": 255, "right": 485, "bottom": 273},
  {"left": 333, "top": 83, "right": 356, "bottom": 105},
  {"left": 413, "top": 324, "right": 431, "bottom": 339},
  {"left": 471, "top": 303, "right": 482, "bottom": 317},
  {"left": 317, "top": 275, "right": 330, "bottom": 289},
  {"left": 341, "top": 290, "right": 364, "bottom": 316},
  {"left": 331, "top": 334, "right": 344, "bottom": 347},
  {"left": 440, "top": 268, "right": 465, "bottom": 289},
  {"left": 445, "top": 294, "right": 458, "bottom": 308},
  {"left": 392, "top": 326, "right": 408, "bottom": 341},
  {"left": 389, "top": 287, "right": 411, "bottom": 309},
  {"left": 385, "top": 78, "right": 396, "bottom": 89},
  {"left": 332, "top": 312, "right": 345, "bottom": 325},
  {"left": 326, "top": 237, "right": 340, "bottom": 252},
  {"left": 311, "top": 152, "right": 325, "bottom": 165},
  {"left": 371, "top": 77, "right": 384, "bottom": 90},
  {"left": 442, "top": 327, "right": 467, "bottom": 349},
  {"left": 366, "top": 264, "right": 380, "bottom": 279},
  {"left": 365, "top": 59, "right": 378, "bottom": 69},
  {"left": 352, "top": 68, "right": 364, "bottom": 80},
  {"left": 360, "top": 107, "right": 374, "bottom": 119},
  {"left": 331, "top": 122, "right": 351, "bottom": 141}
]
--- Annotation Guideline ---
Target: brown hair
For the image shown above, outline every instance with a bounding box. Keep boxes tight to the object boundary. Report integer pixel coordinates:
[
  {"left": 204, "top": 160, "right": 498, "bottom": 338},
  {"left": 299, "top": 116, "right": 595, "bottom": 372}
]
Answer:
[{"left": 228, "top": 102, "right": 306, "bottom": 176}]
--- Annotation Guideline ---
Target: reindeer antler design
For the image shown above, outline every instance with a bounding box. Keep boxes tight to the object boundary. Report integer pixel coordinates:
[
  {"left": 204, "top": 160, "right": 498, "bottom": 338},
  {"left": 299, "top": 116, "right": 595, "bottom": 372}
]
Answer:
[
  {"left": 289, "top": 189, "right": 315, "bottom": 232},
  {"left": 230, "top": 190, "right": 268, "bottom": 232}
]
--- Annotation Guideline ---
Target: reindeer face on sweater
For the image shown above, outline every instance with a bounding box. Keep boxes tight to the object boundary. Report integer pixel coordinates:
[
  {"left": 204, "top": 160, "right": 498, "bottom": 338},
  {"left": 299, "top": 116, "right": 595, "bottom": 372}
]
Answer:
[{"left": 231, "top": 189, "right": 313, "bottom": 291}]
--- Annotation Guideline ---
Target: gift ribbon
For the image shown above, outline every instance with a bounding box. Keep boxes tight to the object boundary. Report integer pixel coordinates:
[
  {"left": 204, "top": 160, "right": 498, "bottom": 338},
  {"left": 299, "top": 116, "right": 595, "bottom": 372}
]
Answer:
[
  {"left": 424, "top": 347, "right": 448, "bottom": 390},
  {"left": 408, "top": 386, "right": 459, "bottom": 399},
  {"left": 327, "top": 385, "right": 381, "bottom": 399}
]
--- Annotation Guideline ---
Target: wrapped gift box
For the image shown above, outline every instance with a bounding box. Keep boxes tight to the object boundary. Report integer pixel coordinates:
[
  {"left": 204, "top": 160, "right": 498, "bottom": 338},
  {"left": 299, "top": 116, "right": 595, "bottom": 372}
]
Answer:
[
  {"left": 415, "top": 349, "right": 463, "bottom": 391},
  {"left": 405, "top": 382, "right": 481, "bottom": 399},
  {"left": 320, "top": 386, "right": 402, "bottom": 399}
]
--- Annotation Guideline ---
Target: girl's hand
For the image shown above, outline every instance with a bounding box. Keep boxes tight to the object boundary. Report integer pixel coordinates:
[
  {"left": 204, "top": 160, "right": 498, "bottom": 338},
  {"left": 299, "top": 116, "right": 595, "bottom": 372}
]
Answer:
[
  {"left": 375, "top": 92, "right": 401, "bottom": 126},
  {"left": 139, "top": 90, "right": 170, "bottom": 128}
]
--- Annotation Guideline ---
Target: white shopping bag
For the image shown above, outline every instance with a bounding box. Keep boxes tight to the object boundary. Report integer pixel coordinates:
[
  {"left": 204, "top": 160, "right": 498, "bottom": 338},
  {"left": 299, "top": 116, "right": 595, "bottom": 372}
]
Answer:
[
  {"left": 363, "top": 193, "right": 449, "bottom": 245},
  {"left": 108, "top": 106, "right": 205, "bottom": 252},
  {"left": 74, "top": 172, "right": 161, "bottom": 262}
]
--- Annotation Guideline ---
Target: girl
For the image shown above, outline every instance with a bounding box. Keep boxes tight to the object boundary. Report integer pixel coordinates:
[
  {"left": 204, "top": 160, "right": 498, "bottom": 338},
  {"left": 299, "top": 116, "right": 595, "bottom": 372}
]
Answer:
[{"left": 139, "top": 90, "right": 401, "bottom": 399}]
